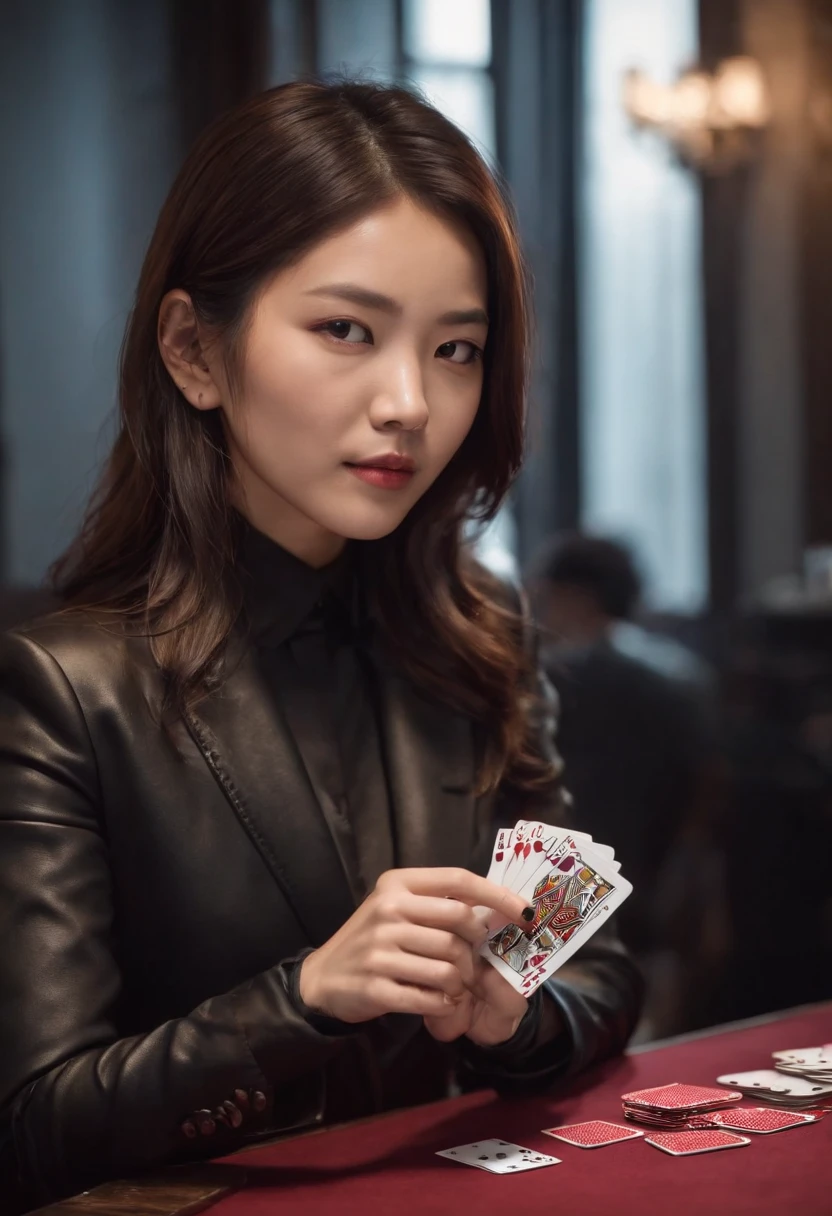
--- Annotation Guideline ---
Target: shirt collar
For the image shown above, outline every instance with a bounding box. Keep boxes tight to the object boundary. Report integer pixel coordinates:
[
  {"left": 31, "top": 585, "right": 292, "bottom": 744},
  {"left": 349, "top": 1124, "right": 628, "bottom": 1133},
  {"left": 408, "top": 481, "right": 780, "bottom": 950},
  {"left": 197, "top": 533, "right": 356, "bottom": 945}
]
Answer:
[{"left": 235, "top": 516, "right": 355, "bottom": 647}]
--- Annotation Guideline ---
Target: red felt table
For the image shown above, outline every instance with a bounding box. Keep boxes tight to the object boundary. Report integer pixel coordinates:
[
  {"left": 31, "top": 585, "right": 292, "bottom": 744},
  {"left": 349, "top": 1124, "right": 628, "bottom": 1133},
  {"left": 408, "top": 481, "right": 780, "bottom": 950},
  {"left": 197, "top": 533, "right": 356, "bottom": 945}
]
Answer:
[{"left": 210, "top": 1003, "right": 832, "bottom": 1216}]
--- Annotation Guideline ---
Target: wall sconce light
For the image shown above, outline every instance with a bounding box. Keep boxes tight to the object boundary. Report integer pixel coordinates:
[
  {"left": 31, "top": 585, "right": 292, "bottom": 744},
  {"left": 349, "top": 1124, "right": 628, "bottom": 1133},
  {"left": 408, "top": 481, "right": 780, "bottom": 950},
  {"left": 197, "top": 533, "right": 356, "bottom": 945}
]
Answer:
[{"left": 623, "top": 56, "right": 770, "bottom": 172}]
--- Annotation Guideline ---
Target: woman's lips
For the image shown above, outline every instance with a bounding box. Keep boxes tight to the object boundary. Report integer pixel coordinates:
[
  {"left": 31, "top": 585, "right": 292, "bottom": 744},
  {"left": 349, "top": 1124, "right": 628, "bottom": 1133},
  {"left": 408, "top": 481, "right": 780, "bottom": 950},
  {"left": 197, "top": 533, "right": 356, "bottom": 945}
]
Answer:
[{"left": 345, "top": 464, "right": 415, "bottom": 490}]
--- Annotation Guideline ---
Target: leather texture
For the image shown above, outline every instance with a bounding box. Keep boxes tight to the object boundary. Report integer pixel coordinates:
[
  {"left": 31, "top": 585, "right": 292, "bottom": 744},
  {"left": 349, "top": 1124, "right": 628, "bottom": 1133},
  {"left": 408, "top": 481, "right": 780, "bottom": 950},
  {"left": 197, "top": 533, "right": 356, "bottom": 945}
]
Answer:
[{"left": 0, "top": 601, "right": 643, "bottom": 1208}]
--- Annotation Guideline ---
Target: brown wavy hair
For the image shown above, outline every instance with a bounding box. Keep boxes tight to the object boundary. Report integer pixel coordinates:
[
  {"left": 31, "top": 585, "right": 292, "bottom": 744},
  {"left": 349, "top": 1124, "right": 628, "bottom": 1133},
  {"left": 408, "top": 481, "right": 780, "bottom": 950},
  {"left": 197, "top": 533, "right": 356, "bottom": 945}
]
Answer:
[{"left": 49, "top": 78, "right": 556, "bottom": 795}]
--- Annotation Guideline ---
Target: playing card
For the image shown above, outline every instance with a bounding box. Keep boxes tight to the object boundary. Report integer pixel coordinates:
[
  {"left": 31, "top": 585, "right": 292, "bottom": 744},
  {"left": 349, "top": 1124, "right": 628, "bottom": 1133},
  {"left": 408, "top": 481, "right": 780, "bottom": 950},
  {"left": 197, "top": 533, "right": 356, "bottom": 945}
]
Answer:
[
  {"left": 772, "top": 1045, "right": 832, "bottom": 1081},
  {"left": 772, "top": 1044, "right": 832, "bottom": 1065},
  {"left": 435, "top": 1138, "right": 561, "bottom": 1174},
  {"left": 717, "top": 1070, "right": 832, "bottom": 1099},
  {"left": 710, "top": 1107, "right": 820, "bottom": 1134},
  {"left": 541, "top": 1120, "right": 643, "bottom": 1148},
  {"left": 487, "top": 827, "right": 515, "bottom": 887},
  {"left": 644, "top": 1129, "right": 750, "bottom": 1156},
  {"left": 622, "top": 1082, "right": 742, "bottom": 1111}
]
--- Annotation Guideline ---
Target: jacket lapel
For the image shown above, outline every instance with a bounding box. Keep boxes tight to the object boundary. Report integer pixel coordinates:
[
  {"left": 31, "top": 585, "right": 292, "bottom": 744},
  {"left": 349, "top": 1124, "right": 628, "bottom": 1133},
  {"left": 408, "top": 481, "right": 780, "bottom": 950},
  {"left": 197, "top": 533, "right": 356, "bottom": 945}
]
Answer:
[
  {"left": 183, "top": 643, "right": 356, "bottom": 946},
  {"left": 372, "top": 650, "right": 479, "bottom": 871},
  {"left": 185, "top": 636, "right": 481, "bottom": 943}
]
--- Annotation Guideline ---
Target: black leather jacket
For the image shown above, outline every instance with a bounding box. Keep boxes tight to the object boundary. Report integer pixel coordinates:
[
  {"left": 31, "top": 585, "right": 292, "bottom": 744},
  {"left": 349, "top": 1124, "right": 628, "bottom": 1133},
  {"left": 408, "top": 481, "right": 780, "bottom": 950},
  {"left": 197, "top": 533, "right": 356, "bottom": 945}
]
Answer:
[{"left": 0, "top": 610, "right": 643, "bottom": 1209}]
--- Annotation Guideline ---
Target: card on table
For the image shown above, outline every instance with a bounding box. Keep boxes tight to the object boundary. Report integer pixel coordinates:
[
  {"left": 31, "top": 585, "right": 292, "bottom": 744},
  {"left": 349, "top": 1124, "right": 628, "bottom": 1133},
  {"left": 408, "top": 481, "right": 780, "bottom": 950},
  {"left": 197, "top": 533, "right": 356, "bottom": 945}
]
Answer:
[
  {"left": 435, "top": 1139, "right": 562, "bottom": 1174},
  {"left": 772, "top": 1045, "right": 832, "bottom": 1080},
  {"left": 645, "top": 1129, "right": 750, "bottom": 1156},
  {"left": 541, "top": 1120, "right": 643, "bottom": 1148},
  {"left": 710, "top": 1106, "right": 820, "bottom": 1134},
  {"left": 717, "top": 1070, "right": 832, "bottom": 1100}
]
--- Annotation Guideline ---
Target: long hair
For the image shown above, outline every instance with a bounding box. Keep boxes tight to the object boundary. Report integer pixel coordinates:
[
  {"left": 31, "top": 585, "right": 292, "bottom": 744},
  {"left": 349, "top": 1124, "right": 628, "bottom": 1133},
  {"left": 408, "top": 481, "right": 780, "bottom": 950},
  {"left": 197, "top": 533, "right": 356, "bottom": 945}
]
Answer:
[{"left": 49, "top": 78, "right": 555, "bottom": 794}]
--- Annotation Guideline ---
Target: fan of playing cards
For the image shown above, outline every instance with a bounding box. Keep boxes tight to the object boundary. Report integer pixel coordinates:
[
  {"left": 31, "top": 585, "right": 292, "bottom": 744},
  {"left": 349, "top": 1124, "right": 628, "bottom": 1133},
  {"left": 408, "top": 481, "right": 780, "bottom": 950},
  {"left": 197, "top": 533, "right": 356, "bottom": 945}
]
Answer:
[
  {"left": 715, "top": 1043, "right": 832, "bottom": 1110},
  {"left": 479, "top": 820, "right": 632, "bottom": 999}
]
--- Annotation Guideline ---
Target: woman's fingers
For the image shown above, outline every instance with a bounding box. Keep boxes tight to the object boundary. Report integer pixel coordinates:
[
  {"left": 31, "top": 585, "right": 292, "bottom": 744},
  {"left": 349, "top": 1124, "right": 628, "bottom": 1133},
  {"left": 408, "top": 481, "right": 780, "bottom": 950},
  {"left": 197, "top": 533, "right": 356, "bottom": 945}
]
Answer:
[
  {"left": 388, "top": 891, "right": 519, "bottom": 948},
  {"left": 369, "top": 976, "right": 467, "bottom": 1019},
  {"left": 378, "top": 949, "right": 469, "bottom": 999},
  {"left": 393, "top": 924, "right": 478, "bottom": 987},
  {"left": 383, "top": 868, "right": 532, "bottom": 927}
]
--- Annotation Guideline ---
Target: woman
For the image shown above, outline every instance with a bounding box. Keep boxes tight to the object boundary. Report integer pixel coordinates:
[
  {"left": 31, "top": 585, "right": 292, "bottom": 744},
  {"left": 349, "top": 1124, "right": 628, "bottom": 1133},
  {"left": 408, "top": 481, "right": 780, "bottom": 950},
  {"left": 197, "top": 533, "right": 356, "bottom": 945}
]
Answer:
[{"left": 0, "top": 80, "right": 642, "bottom": 1210}]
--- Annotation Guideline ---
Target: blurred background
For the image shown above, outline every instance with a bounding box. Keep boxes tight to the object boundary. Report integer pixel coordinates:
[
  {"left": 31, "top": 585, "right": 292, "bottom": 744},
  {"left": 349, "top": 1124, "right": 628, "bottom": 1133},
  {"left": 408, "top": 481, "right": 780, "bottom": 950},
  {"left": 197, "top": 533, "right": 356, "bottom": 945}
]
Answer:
[{"left": 1, "top": 0, "right": 831, "bottom": 1041}]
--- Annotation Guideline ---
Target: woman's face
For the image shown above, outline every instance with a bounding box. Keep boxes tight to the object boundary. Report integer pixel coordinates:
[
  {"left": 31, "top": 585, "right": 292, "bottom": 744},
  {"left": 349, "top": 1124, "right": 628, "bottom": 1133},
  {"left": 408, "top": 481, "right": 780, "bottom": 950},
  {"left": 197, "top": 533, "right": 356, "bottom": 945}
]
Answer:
[{"left": 209, "top": 197, "right": 488, "bottom": 564}]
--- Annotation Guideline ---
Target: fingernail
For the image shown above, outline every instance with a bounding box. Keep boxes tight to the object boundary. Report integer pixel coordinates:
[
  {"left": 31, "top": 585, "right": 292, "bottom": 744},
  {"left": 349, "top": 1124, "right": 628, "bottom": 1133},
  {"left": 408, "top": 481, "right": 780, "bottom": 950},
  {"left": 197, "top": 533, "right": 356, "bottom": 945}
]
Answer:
[
  {"left": 197, "top": 1116, "right": 216, "bottom": 1136},
  {"left": 521, "top": 906, "right": 535, "bottom": 922},
  {"left": 181, "top": 1120, "right": 197, "bottom": 1139},
  {"left": 234, "top": 1088, "right": 250, "bottom": 1109},
  {"left": 251, "top": 1089, "right": 267, "bottom": 1111},
  {"left": 223, "top": 1100, "right": 243, "bottom": 1128}
]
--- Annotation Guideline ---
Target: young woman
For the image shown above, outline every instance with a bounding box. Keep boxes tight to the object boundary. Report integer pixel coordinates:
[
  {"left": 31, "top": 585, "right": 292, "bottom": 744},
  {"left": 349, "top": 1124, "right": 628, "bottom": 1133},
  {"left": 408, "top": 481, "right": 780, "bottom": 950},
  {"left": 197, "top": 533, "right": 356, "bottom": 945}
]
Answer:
[{"left": 0, "top": 80, "right": 642, "bottom": 1210}]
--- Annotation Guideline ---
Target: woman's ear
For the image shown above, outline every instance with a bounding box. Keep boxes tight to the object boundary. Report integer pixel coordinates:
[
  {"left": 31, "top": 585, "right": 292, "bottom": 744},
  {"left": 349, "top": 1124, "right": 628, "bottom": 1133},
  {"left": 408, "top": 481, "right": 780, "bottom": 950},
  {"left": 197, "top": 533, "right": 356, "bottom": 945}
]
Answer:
[{"left": 157, "top": 290, "right": 224, "bottom": 410}]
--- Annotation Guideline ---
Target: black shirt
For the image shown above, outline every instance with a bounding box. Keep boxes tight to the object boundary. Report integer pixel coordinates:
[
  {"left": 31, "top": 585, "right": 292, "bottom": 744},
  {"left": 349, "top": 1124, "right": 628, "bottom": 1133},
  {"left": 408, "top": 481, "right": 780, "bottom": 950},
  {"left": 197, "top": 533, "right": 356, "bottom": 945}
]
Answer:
[
  {"left": 236, "top": 520, "right": 393, "bottom": 903},
  {"left": 233, "top": 519, "right": 565, "bottom": 1073}
]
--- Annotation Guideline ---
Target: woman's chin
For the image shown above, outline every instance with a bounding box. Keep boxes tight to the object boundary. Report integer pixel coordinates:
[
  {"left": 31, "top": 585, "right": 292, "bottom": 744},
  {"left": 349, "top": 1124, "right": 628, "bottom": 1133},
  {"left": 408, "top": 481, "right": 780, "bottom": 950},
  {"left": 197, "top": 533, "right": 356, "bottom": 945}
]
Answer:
[{"left": 319, "top": 504, "right": 411, "bottom": 542}]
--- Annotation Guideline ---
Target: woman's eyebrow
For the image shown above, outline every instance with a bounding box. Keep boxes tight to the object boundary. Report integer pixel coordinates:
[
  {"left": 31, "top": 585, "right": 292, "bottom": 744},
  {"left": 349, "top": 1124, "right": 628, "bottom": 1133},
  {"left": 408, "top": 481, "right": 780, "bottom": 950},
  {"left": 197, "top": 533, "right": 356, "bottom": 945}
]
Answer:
[{"left": 303, "top": 282, "right": 488, "bottom": 326}]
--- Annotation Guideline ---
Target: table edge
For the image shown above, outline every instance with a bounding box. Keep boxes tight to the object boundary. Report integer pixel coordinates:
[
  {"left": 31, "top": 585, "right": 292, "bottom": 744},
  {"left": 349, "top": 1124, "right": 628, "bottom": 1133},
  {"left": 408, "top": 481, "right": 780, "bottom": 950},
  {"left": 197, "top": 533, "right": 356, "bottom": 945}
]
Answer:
[{"left": 33, "top": 999, "right": 832, "bottom": 1216}]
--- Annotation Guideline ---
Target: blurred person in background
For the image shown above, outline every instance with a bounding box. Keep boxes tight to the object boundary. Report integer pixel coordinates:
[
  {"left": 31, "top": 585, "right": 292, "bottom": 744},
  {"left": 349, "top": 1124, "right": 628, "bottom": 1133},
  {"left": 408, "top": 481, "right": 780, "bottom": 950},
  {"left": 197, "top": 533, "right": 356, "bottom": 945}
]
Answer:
[{"left": 525, "top": 534, "right": 722, "bottom": 1038}]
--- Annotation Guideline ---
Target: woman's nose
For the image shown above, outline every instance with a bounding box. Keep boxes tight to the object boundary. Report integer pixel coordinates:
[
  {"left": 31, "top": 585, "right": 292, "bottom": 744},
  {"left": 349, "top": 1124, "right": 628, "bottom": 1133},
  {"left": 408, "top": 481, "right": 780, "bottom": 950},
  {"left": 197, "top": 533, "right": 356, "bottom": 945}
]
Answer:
[{"left": 368, "top": 358, "right": 430, "bottom": 432}]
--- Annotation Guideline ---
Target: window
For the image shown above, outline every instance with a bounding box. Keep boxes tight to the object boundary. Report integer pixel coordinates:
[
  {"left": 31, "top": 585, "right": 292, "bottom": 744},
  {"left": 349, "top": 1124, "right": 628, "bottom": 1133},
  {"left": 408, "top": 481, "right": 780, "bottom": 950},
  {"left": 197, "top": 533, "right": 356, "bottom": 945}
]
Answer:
[
  {"left": 401, "top": 0, "right": 496, "bottom": 163},
  {"left": 579, "top": 0, "right": 708, "bottom": 610}
]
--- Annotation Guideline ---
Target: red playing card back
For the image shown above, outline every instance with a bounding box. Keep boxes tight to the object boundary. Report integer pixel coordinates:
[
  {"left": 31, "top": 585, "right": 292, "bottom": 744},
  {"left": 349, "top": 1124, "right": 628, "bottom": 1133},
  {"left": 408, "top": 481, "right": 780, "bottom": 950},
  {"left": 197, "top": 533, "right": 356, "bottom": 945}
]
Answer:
[
  {"left": 645, "top": 1129, "right": 750, "bottom": 1155},
  {"left": 542, "top": 1120, "right": 642, "bottom": 1148},
  {"left": 711, "top": 1107, "right": 818, "bottom": 1133}
]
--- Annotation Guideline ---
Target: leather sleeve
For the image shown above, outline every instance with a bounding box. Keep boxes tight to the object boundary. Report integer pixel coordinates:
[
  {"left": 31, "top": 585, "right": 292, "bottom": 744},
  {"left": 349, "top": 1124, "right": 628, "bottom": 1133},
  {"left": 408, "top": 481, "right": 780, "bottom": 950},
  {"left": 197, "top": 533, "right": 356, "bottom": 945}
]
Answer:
[
  {"left": 0, "top": 630, "right": 348, "bottom": 1209},
  {"left": 456, "top": 578, "right": 645, "bottom": 1094}
]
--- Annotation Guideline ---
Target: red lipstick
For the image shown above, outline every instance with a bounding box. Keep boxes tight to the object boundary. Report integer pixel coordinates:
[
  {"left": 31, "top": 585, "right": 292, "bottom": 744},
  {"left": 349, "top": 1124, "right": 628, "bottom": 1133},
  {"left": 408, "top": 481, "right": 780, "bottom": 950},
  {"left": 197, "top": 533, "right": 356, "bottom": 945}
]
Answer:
[{"left": 345, "top": 453, "right": 416, "bottom": 490}]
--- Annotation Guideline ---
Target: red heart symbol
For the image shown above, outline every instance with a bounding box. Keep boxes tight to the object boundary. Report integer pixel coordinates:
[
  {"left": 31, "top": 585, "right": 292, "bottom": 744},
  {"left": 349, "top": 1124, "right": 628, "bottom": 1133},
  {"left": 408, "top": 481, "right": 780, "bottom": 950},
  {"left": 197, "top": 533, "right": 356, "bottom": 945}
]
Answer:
[
  {"left": 533, "top": 840, "right": 544, "bottom": 852},
  {"left": 514, "top": 842, "right": 524, "bottom": 857},
  {"left": 523, "top": 843, "right": 531, "bottom": 859},
  {"left": 495, "top": 851, "right": 504, "bottom": 862}
]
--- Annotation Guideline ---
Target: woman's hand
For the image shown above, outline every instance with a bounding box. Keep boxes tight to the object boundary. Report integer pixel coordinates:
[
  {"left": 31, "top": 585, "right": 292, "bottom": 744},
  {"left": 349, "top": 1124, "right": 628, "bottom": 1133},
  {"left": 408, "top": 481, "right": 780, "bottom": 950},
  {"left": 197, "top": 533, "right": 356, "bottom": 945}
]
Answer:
[
  {"left": 298, "top": 867, "right": 531, "bottom": 1024},
  {"left": 423, "top": 958, "right": 531, "bottom": 1047}
]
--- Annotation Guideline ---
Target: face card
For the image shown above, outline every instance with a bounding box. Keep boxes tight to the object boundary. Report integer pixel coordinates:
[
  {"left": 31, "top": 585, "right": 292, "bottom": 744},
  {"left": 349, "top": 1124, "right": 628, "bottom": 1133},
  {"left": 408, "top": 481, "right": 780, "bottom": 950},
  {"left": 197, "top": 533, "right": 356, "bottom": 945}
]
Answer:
[
  {"left": 481, "top": 858, "right": 632, "bottom": 996},
  {"left": 513, "top": 832, "right": 576, "bottom": 898},
  {"left": 622, "top": 1083, "right": 743, "bottom": 1110},
  {"left": 710, "top": 1107, "right": 820, "bottom": 1134},
  {"left": 436, "top": 1139, "right": 561, "bottom": 1174},
  {"left": 645, "top": 1129, "right": 750, "bottom": 1156},
  {"left": 541, "top": 1120, "right": 643, "bottom": 1148}
]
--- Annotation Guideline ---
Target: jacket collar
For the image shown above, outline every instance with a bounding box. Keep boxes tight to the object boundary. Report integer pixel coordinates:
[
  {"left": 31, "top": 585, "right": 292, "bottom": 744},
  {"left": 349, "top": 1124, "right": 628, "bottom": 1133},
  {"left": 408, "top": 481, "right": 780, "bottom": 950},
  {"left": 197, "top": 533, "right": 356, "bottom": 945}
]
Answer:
[{"left": 183, "top": 630, "right": 478, "bottom": 946}]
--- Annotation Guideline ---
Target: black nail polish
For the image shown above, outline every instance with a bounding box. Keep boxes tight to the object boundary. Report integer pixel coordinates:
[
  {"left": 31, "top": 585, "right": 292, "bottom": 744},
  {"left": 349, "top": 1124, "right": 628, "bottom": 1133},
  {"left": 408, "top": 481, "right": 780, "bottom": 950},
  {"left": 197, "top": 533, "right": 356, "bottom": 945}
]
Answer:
[{"left": 521, "top": 906, "right": 534, "bottom": 922}]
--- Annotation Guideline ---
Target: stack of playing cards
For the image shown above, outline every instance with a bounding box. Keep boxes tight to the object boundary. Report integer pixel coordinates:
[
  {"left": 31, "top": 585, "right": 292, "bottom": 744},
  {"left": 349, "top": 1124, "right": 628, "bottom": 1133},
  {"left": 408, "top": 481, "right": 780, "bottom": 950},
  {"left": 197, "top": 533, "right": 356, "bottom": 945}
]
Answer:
[
  {"left": 772, "top": 1043, "right": 832, "bottom": 1084},
  {"left": 621, "top": 1083, "right": 743, "bottom": 1129},
  {"left": 716, "top": 1068, "right": 832, "bottom": 1109},
  {"left": 479, "top": 820, "right": 631, "bottom": 998}
]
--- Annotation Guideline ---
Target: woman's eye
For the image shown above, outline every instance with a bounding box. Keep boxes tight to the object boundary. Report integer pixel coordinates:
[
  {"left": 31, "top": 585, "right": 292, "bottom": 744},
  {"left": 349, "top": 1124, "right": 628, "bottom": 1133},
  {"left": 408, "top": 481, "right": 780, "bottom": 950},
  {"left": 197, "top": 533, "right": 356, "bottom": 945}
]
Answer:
[
  {"left": 318, "top": 320, "right": 371, "bottom": 345},
  {"left": 437, "top": 340, "right": 482, "bottom": 366}
]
